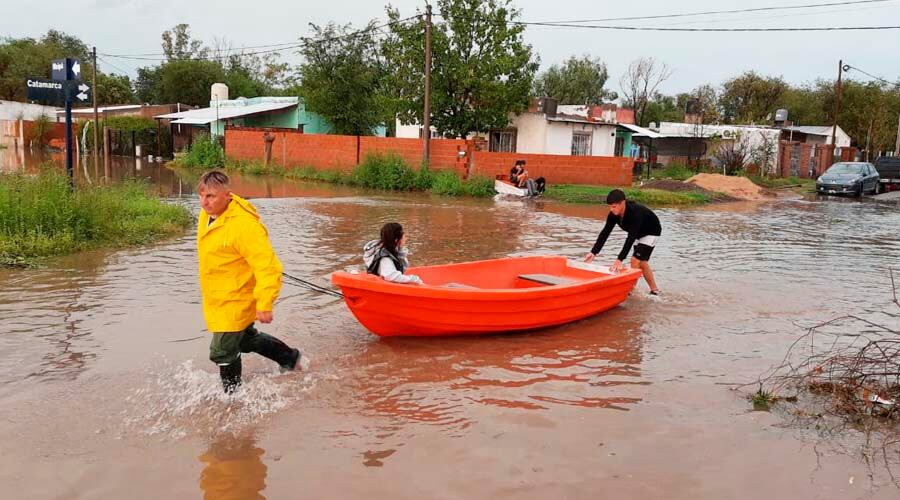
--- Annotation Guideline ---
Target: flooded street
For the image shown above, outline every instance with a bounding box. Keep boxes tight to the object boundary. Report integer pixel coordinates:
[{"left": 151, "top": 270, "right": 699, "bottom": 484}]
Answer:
[{"left": 2, "top": 161, "right": 900, "bottom": 499}]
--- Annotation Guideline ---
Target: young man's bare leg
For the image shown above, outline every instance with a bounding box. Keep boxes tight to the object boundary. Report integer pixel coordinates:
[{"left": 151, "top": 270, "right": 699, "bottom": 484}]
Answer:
[{"left": 632, "top": 257, "right": 659, "bottom": 293}]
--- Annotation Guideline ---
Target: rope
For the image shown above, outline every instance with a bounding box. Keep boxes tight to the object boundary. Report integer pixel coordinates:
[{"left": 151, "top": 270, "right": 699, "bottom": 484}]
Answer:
[{"left": 282, "top": 272, "right": 344, "bottom": 298}]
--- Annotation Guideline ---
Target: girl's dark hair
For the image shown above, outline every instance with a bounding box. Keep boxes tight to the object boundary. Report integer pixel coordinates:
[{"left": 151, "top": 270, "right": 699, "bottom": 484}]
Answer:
[{"left": 379, "top": 222, "right": 404, "bottom": 255}]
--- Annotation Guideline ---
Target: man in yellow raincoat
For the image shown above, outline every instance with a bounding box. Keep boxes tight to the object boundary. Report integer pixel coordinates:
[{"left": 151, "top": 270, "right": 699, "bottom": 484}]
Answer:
[{"left": 196, "top": 170, "right": 300, "bottom": 393}]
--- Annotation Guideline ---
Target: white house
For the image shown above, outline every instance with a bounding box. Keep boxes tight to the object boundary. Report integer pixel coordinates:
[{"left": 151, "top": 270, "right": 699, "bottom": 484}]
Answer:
[
  {"left": 395, "top": 99, "right": 625, "bottom": 157},
  {"left": 780, "top": 125, "right": 851, "bottom": 148}
]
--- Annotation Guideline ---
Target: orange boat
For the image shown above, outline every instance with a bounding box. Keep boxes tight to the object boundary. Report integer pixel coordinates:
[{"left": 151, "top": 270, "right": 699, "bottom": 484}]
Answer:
[{"left": 331, "top": 255, "right": 643, "bottom": 337}]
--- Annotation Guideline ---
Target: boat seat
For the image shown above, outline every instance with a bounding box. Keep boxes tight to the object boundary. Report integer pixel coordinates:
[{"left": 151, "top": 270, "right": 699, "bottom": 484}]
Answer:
[
  {"left": 443, "top": 282, "right": 478, "bottom": 289},
  {"left": 517, "top": 274, "right": 576, "bottom": 286}
]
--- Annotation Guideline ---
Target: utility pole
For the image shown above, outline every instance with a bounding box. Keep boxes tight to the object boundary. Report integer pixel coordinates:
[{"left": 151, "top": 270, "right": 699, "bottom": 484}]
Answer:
[
  {"left": 895, "top": 113, "right": 900, "bottom": 155},
  {"left": 830, "top": 59, "right": 843, "bottom": 162},
  {"left": 92, "top": 47, "right": 100, "bottom": 176},
  {"left": 422, "top": 3, "right": 433, "bottom": 164}
]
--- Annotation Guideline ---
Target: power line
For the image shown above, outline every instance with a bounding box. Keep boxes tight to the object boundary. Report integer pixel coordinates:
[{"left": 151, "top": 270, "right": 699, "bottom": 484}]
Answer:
[
  {"left": 528, "top": 0, "right": 896, "bottom": 24},
  {"left": 844, "top": 64, "right": 900, "bottom": 87},
  {"left": 96, "top": 55, "right": 132, "bottom": 76},
  {"left": 99, "top": 15, "right": 419, "bottom": 62},
  {"left": 513, "top": 22, "right": 900, "bottom": 32}
]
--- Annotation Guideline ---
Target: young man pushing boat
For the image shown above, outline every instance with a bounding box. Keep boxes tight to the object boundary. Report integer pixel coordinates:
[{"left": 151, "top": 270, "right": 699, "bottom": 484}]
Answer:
[
  {"left": 584, "top": 189, "right": 662, "bottom": 295},
  {"left": 196, "top": 170, "right": 302, "bottom": 393}
]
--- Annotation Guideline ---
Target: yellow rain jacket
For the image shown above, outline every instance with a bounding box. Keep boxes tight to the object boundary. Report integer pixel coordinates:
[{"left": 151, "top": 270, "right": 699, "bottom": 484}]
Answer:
[{"left": 197, "top": 194, "right": 282, "bottom": 333}]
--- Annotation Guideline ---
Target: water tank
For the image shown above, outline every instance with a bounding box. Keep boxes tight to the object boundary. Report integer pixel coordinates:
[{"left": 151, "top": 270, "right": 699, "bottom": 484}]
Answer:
[
  {"left": 775, "top": 108, "right": 789, "bottom": 122},
  {"left": 211, "top": 83, "right": 229, "bottom": 102}
]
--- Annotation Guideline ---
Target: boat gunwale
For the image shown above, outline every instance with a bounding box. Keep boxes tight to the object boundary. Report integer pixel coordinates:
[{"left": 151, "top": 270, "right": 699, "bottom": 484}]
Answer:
[{"left": 331, "top": 255, "right": 642, "bottom": 300}]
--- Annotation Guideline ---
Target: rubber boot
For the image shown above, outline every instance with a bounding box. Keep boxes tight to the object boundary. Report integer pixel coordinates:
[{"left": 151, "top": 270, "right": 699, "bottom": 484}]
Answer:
[
  {"left": 219, "top": 359, "right": 242, "bottom": 394},
  {"left": 243, "top": 331, "right": 299, "bottom": 371}
]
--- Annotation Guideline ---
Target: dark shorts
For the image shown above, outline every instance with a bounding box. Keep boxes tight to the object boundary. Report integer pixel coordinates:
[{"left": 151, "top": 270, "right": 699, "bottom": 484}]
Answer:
[{"left": 632, "top": 243, "right": 655, "bottom": 261}]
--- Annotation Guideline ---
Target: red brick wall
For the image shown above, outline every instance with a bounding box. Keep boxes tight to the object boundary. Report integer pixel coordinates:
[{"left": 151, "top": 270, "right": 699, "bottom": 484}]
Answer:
[
  {"left": 470, "top": 151, "right": 633, "bottom": 186},
  {"left": 225, "top": 127, "right": 467, "bottom": 174},
  {"left": 778, "top": 141, "right": 860, "bottom": 178}
]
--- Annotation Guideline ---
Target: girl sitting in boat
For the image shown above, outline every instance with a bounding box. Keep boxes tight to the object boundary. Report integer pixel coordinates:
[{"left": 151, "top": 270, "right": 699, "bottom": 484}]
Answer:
[{"left": 363, "top": 222, "right": 424, "bottom": 285}]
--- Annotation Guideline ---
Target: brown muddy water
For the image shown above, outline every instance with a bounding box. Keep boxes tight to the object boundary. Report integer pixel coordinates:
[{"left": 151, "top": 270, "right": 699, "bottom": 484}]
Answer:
[{"left": 2, "top": 157, "right": 900, "bottom": 499}]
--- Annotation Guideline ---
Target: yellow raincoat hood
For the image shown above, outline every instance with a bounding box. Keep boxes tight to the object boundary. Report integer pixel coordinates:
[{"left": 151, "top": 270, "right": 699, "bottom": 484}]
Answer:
[{"left": 197, "top": 194, "right": 282, "bottom": 332}]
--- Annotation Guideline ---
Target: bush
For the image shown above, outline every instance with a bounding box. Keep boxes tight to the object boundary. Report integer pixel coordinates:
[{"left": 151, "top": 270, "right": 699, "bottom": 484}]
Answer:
[
  {"left": 415, "top": 162, "right": 435, "bottom": 191},
  {"left": 430, "top": 170, "right": 464, "bottom": 196},
  {"left": 352, "top": 153, "right": 420, "bottom": 191},
  {"left": 657, "top": 162, "right": 694, "bottom": 181},
  {"left": 179, "top": 134, "right": 225, "bottom": 168},
  {"left": 462, "top": 174, "right": 496, "bottom": 198},
  {"left": 0, "top": 169, "right": 192, "bottom": 263}
]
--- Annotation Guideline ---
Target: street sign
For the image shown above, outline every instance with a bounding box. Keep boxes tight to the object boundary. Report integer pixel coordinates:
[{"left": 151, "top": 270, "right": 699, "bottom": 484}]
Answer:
[
  {"left": 69, "top": 82, "right": 92, "bottom": 104},
  {"left": 51, "top": 58, "right": 82, "bottom": 81},
  {"left": 26, "top": 78, "right": 67, "bottom": 105},
  {"left": 25, "top": 79, "right": 91, "bottom": 105}
]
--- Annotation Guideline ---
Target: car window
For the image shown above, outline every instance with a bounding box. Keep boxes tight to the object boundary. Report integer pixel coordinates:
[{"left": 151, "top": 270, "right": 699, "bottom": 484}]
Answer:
[{"left": 827, "top": 164, "right": 863, "bottom": 174}]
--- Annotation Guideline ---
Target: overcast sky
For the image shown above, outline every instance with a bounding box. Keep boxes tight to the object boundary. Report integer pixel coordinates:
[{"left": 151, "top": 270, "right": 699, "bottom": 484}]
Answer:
[{"left": 3, "top": 0, "right": 899, "bottom": 95}]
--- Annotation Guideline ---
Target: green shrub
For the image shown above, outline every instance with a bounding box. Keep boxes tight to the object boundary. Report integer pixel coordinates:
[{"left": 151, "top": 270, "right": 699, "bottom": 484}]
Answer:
[
  {"left": 179, "top": 134, "right": 225, "bottom": 168},
  {"left": 352, "top": 153, "right": 420, "bottom": 191},
  {"left": 0, "top": 169, "right": 192, "bottom": 263},
  {"left": 430, "top": 170, "right": 464, "bottom": 196},
  {"left": 657, "top": 162, "right": 694, "bottom": 181},
  {"left": 462, "top": 174, "right": 496, "bottom": 197}
]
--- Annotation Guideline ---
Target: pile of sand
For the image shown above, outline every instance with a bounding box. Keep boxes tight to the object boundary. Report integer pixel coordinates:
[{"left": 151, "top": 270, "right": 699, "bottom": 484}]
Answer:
[{"left": 685, "top": 173, "right": 767, "bottom": 200}]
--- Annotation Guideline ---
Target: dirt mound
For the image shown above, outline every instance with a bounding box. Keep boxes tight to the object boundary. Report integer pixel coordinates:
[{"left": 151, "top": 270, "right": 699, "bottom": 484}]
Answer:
[{"left": 685, "top": 173, "right": 768, "bottom": 200}]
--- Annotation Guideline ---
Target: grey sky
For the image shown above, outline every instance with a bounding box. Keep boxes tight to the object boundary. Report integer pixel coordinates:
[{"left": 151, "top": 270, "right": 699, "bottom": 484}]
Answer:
[{"left": 2, "top": 0, "right": 899, "bottom": 96}]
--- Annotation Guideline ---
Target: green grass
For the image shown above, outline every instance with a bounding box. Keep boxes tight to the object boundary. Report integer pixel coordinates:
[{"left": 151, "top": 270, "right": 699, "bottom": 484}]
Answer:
[
  {"left": 545, "top": 184, "right": 714, "bottom": 206},
  {"left": 0, "top": 169, "right": 192, "bottom": 265},
  {"left": 655, "top": 162, "right": 695, "bottom": 181}
]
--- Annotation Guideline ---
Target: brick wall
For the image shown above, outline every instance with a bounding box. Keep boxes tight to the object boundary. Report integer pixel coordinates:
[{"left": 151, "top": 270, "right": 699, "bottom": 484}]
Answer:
[
  {"left": 225, "top": 127, "right": 467, "bottom": 174},
  {"left": 778, "top": 141, "right": 860, "bottom": 178},
  {"left": 470, "top": 150, "right": 633, "bottom": 186},
  {"left": 224, "top": 127, "right": 632, "bottom": 185}
]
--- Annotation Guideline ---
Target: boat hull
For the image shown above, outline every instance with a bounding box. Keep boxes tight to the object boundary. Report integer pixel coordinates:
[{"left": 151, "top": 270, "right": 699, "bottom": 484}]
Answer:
[{"left": 332, "top": 256, "right": 642, "bottom": 337}]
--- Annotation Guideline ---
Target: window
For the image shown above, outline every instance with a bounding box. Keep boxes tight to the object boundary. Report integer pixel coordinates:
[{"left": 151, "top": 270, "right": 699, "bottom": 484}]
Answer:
[
  {"left": 572, "top": 131, "right": 592, "bottom": 156},
  {"left": 489, "top": 129, "right": 517, "bottom": 152}
]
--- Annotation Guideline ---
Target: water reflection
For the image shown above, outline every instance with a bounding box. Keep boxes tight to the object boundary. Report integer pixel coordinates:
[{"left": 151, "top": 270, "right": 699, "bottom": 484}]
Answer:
[
  {"left": 199, "top": 432, "right": 268, "bottom": 500},
  {"left": 342, "top": 309, "right": 647, "bottom": 432}
]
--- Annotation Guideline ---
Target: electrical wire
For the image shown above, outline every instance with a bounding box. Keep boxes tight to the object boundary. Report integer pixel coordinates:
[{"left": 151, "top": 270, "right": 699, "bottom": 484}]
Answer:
[
  {"left": 99, "top": 15, "right": 419, "bottom": 62},
  {"left": 523, "top": 0, "right": 896, "bottom": 24},
  {"left": 511, "top": 21, "right": 900, "bottom": 32},
  {"left": 844, "top": 64, "right": 900, "bottom": 87}
]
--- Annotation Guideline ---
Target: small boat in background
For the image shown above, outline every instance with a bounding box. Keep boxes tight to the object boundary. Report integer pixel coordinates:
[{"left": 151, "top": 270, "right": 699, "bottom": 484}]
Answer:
[
  {"left": 331, "top": 255, "right": 642, "bottom": 337},
  {"left": 494, "top": 179, "right": 528, "bottom": 197}
]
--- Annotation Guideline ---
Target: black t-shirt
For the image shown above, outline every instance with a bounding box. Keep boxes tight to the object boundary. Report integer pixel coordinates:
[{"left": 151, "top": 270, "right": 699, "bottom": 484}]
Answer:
[{"left": 591, "top": 200, "right": 662, "bottom": 261}]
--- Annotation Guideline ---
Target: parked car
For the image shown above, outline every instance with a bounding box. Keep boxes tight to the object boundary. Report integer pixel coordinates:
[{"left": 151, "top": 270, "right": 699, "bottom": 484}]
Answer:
[
  {"left": 816, "top": 162, "right": 879, "bottom": 197},
  {"left": 873, "top": 156, "right": 900, "bottom": 193}
]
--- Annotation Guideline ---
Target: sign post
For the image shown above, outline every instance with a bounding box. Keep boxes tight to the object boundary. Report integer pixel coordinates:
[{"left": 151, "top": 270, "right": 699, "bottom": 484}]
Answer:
[{"left": 26, "top": 58, "right": 91, "bottom": 182}]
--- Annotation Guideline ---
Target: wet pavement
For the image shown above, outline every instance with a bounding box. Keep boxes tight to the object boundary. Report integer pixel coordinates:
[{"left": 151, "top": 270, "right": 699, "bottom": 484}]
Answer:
[{"left": 2, "top": 156, "right": 900, "bottom": 498}]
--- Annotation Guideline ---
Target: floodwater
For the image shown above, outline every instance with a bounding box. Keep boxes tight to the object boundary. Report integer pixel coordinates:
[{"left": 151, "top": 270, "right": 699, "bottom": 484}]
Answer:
[{"left": 2, "top": 155, "right": 900, "bottom": 499}]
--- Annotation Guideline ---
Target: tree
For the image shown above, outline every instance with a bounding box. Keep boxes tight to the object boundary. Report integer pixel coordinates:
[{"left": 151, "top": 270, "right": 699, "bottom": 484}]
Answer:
[
  {"left": 161, "top": 24, "right": 207, "bottom": 61},
  {"left": 95, "top": 73, "right": 136, "bottom": 105},
  {"left": 618, "top": 57, "right": 673, "bottom": 127},
  {"left": 134, "top": 66, "right": 162, "bottom": 103},
  {"left": 533, "top": 55, "right": 616, "bottom": 105},
  {"left": 720, "top": 71, "right": 788, "bottom": 124},
  {"left": 157, "top": 60, "right": 225, "bottom": 107},
  {"left": 0, "top": 30, "right": 91, "bottom": 101},
  {"left": 297, "top": 22, "right": 386, "bottom": 135},
  {"left": 711, "top": 130, "right": 751, "bottom": 175},
  {"left": 383, "top": 0, "right": 539, "bottom": 138},
  {"left": 643, "top": 92, "right": 682, "bottom": 127}
]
